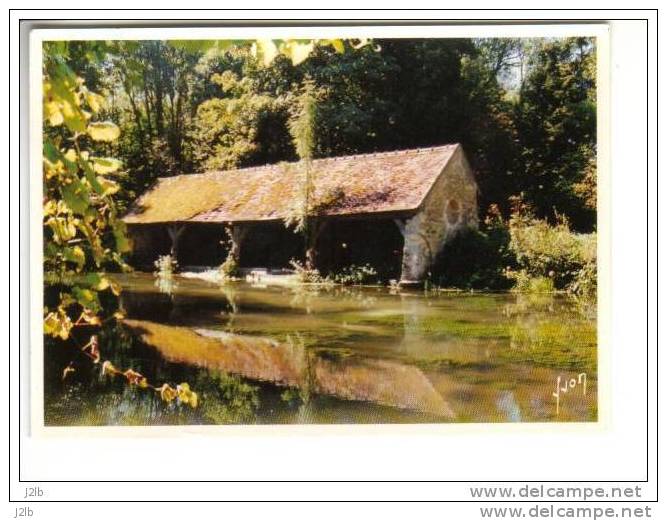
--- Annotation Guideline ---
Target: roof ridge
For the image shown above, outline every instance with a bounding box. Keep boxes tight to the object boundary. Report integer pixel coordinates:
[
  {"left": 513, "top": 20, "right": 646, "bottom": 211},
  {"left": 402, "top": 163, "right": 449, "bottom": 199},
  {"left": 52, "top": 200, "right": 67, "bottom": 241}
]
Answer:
[
  {"left": 163, "top": 143, "right": 458, "bottom": 182},
  {"left": 312, "top": 143, "right": 458, "bottom": 164}
]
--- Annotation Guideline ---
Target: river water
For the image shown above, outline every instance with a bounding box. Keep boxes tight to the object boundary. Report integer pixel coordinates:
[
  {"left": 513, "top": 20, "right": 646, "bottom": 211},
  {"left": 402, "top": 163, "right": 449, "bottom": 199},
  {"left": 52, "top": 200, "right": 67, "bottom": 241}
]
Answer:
[{"left": 44, "top": 273, "right": 597, "bottom": 425}]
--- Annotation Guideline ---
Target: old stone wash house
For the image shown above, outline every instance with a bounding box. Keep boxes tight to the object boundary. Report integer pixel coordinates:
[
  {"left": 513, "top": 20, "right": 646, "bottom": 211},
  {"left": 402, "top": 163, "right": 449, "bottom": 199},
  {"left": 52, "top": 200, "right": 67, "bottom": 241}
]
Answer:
[{"left": 124, "top": 144, "right": 478, "bottom": 284}]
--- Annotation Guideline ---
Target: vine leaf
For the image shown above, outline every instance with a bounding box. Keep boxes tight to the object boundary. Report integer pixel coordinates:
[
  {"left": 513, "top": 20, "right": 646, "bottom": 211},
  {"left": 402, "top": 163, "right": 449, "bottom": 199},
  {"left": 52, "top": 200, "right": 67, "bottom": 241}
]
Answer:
[
  {"left": 158, "top": 383, "right": 177, "bottom": 403},
  {"left": 91, "top": 157, "right": 123, "bottom": 174},
  {"left": 177, "top": 383, "right": 199, "bottom": 408},
  {"left": 87, "top": 121, "right": 120, "bottom": 142},
  {"left": 101, "top": 360, "right": 120, "bottom": 376},
  {"left": 62, "top": 363, "right": 76, "bottom": 381}
]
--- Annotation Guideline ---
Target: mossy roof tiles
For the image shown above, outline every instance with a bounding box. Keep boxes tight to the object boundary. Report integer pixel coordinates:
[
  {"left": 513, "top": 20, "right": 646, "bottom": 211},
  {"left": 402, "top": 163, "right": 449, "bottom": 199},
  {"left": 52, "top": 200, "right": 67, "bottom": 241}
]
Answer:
[{"left": 124, "top": 144, "right": 459, "bottom": 224}]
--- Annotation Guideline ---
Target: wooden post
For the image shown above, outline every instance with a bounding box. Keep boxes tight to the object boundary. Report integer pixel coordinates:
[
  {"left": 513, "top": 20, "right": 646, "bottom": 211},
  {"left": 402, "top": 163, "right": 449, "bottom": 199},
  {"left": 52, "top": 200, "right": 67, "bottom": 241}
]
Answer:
[
  {"left": 166, "top": 224, "right": 186, "bottom": 262},
  {"left": 305, "top": 220, "right": 329, "bottom": 271},
  {"left": 226, "top": 224, "right": 248, "bottom": 263}
]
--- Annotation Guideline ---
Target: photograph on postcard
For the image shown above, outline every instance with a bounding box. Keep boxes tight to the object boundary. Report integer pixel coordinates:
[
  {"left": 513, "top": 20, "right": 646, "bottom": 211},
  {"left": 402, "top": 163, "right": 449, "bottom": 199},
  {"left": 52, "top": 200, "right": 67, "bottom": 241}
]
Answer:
[{"left": 38, "top": 34, "right": 599, "bottom": 427}]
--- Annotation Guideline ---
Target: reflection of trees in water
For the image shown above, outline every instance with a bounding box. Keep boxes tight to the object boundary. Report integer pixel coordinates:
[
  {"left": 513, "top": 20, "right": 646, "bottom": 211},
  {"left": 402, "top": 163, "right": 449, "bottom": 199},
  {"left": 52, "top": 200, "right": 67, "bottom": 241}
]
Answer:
[
  {"left": 288, "top": 284, "right": 378, "bottom": 315},
  {"left": 154, "top": 272, "right": 178, "bottom": 296},
  {"left": 504, "top": 294, "right": 597, "bottom": 374},
  {"left": 289, "top": 285, "right": 320, "bottom": 314},
  {"left": 120, "top": 284, "right": 239, "bottom": 325},
  {"left": 196, "top": 371, "right": 260, "bottom": 425},
  {"left": 45, "top": 370, "right": 190, "bottom": 427},
  {"left": 392, "top": 292, "right": 596, "bottom": 376},
  {"left": 44, "top": 320, "right": 262, "bottom": 426},
  {"left": 45, "top": 358, "right": 261, "bottom": 426},
  {"left": 218, "top": 283, "right": 240, "bottom": 332}
]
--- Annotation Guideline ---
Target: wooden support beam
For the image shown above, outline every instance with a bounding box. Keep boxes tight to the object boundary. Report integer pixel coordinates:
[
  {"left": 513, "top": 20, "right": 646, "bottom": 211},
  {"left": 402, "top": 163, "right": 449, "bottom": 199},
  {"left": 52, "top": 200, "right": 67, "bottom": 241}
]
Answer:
[
  {"left": 305, "top": 220, "right": 329, "bottom": 270},
  {"left": 226, "top": 224, "right": 248, "bottom": 262},
  {"left": 166, "top": 224, "right": 187, "bottom": 260},
  {"left": 313, "top": 220, "right": 329, "bottom": 242}
]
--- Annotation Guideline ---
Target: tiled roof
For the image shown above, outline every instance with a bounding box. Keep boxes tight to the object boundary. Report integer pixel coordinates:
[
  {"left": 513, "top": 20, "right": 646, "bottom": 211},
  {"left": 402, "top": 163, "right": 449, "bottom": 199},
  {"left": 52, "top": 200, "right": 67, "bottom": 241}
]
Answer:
[{"left": 124, "top": 144, "right": 460, "bottom": 224}]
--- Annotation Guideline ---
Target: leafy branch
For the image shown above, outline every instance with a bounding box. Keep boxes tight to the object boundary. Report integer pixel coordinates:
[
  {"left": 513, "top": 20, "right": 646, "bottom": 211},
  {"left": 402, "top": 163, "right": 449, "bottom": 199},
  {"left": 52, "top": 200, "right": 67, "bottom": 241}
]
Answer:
[{"left": 43, "top": 46, "right": 130, "bottom": 341}]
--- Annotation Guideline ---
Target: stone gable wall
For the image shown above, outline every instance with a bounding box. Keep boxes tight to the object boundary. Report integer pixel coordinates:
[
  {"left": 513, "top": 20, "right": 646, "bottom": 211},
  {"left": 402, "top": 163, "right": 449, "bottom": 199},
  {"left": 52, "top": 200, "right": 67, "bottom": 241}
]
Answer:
[{"left": 399, "top": 146, "right": 478, "bottom": 283}]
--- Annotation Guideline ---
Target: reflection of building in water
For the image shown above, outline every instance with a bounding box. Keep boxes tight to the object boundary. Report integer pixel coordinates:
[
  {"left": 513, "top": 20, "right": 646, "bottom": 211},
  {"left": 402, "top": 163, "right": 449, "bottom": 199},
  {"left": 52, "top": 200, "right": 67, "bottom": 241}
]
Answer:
[
  {"left": 123, "top": 319, "right": 455, "bottom": 419},
  {"left": 400, "top": 294, "right": 422, "bottom": 347},
  {"left": 496, "top": 390, "right": 522, "bottom": 422},
  {"left": 120, "top": 286, "right": 239, "bottom": 325}
]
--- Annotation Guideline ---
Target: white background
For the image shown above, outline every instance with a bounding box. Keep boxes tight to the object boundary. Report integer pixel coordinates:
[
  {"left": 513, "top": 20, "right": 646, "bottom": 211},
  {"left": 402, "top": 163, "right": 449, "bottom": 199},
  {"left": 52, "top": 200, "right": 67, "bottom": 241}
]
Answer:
[{"left": 5, "top": 7, "right": 660, "bottom": 520}]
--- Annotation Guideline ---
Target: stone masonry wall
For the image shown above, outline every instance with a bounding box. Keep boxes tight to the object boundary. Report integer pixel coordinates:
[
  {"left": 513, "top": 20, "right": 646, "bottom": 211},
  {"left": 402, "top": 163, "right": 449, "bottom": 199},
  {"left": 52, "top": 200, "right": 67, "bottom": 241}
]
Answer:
[{"left": 399, "top": 146, "right": 478, "bottom": 283}]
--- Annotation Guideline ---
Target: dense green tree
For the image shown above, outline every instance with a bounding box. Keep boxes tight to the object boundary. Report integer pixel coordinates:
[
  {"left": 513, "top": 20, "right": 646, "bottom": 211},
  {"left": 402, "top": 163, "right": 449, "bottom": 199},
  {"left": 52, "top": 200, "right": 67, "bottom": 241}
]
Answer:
[
  {"left": 83, "top": 36, "right": 597, "bottom": 231},
  {"left": 514, "top": 37, "right": 597, "bottom": 230},
  {"left": 190, "top": 69, "right": 292, "bottom": 170},
  {"left": 457, "top": 40, "right": 521, "bottom": 216}
]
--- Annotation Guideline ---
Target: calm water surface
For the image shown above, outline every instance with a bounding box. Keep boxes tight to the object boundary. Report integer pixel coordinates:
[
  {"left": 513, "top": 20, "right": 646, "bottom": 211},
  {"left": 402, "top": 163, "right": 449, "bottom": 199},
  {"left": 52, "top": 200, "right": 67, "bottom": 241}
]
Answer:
[{"left": 44, "top": 273, "right": 597, "bottom": 425}]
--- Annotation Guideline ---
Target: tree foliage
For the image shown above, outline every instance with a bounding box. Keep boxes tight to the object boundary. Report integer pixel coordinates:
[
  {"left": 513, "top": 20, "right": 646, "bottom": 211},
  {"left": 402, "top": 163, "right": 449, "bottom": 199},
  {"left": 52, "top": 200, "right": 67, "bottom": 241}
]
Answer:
[
  {"left": 190, "top": 69, "right": 291, "bottom": 171},
  {"left": 43, "top": 41, "right": 129, "bottom": 341},
  {"left": 514, "top": 37, "right": 597, "bottom": 230},
  {"left": 283, "top": 80, "right": 321, "bottom": 269},
  {"left": 181, "top": 39, "right": 596, "bottom": 226},
  {"left": 44, "top": 36, "right": 598, "bottom": 315}
]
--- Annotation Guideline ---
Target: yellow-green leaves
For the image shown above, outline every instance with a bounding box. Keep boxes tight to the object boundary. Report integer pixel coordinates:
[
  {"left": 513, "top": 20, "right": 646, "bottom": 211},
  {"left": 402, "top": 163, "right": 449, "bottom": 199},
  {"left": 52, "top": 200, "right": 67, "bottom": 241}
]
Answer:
[
  {"left": 81, "top": 273, "right": 120, "bottom": 295},
  {"left": 283, "top": 40, "right": 315, "bottom": 66},
  {"left": 43, "top": 46, "right": 128, "bottom": 344},
  {"left": 177, "top": 383, "right": 199, "bottom": 408},
  {"left": 250, "top": 38, "right": 350, "bottom": 67},
  {"left": 85, "top": 91, "right": 105, "bottom": 113},
  {"left": 44, "top": 307, "right": 74, "bottom": 340},
  {"left": 62, "top": 363, "right": 76, "bottom": 381},
  {"left": 45, "top": 216, "right": 77, "bottom": 244},
  {"left": 62, "top": 246, "right": 86, "bottom": 271},
  {"left": 43, "top": 141, "right": 78, "bottom": 179},
  {"left": 113, "top": 222, "right": 132, "bottom": 254},
  {"left": 72, "top": 286, "right": 100, "bottom": 312},
  {"left": 252, "top": 39, "right": 279, "bottom": 66},
  {"left": 158, "top": 383, "right": 178, "bottom": 403},
  {"left": 100, "top": 361, "right": 199, "bottom": 408},
  {"left": 168, "top": 39, "right": 234, "bottom": 54},
  {"left": 42, "top": 271, "right": 122, "bottom": 339},
  {"left": 168, "top": 38, "right": 352, "bottom": 67},
  {"left": 123, "top": 368, "right": 146, "bottom": 387},
  {"left": 42, "top": 58, "right": 127, "bottom": 338},
  {"left": 157, "top": 383, "right": 198, "bottom": 408},
  {"left": 43, "top": 54, "right": 116, "bottom": 134},
  {"left": 104, "top": 279, "right": 121, "bottom": 297},
  {"left": 91, "top": 157, "right": 123, "bottom": 175},
  {"left": 43, "top": 59, "right": 89, "bottom": 133},
  {"left": 102, "top": 360, "right": 119, "bottom": 376},
  {"left": 326, "top": 38, "right": 346, "bottom": 54},
  {"left": 60, "top": 177, "right": 90, "bottom": 215},
  {"left": 78, "top": 308, "right": 101, "bottom": 326},
  {"left": 44, "top": 99, "right": 64, "bottom": 126},
  {"left": 87, "top": 121, "right": 121, "bottom": 142}
]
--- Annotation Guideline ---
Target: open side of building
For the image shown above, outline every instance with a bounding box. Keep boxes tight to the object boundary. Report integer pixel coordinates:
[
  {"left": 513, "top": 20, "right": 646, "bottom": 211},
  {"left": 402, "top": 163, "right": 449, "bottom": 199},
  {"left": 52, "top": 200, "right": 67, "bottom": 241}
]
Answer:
[{"left": 123, "top": 143, "right": 478, "bottom": 284}]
